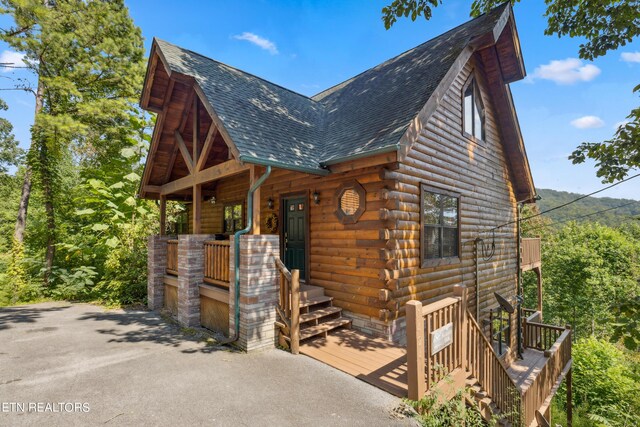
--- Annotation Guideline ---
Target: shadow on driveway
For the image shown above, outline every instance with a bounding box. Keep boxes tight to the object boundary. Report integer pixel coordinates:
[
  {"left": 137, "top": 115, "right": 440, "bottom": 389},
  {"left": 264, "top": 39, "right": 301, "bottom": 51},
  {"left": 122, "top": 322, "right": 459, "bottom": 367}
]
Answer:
[
  {"left": 0, "top": 304, "right": 71, "bottom": 331},
  {"left": 77, "top": 308, "right": 234, "bottom": 354}
]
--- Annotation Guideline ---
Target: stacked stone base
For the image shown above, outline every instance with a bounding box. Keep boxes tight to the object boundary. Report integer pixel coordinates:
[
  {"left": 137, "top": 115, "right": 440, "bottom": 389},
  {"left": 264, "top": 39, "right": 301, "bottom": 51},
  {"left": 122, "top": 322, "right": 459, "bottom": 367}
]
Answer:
[
  {"left": 148, "top": 234, "right": 279, "bottom": 353},
  {"left": 342, "top": 312, "right": 407, "bottom": 346}
]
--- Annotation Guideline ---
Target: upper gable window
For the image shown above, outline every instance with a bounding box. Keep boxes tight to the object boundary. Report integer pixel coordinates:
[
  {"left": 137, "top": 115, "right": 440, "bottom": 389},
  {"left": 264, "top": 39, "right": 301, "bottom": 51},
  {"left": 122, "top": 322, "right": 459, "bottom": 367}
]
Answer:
[{"left": 463, "top": 78, "right": 485, "bottom": 141}]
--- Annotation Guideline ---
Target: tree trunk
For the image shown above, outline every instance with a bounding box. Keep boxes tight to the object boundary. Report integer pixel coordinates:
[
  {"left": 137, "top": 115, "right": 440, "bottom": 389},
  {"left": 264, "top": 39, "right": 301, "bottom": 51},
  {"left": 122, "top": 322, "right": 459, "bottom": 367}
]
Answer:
[
  {"left": 13, "top": 168, "right": 32, "bottom": 243},
  {"left": 40, "top": 139, "right": 56, "bottom": 286},
  {"left": 12, "top": 81, "right": 43, "bottom": 242}
]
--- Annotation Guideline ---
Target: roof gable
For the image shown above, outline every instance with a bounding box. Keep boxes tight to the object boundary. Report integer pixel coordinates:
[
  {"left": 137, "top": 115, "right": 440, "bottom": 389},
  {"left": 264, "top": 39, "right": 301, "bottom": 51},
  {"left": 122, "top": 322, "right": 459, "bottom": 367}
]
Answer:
[{"left": 141, "top": 3, "right": 533, "bottom": 198}]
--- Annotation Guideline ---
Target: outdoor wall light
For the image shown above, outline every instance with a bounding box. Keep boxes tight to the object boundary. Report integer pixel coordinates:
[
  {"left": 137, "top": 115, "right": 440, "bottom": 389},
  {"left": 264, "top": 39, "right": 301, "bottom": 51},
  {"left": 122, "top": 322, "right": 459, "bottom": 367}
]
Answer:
[
  {"left": 313, "top": 190, "right": 320, "bottom": 205},
  {"left": 209, "top": 196, "right": 216, "bottom": 205},
  {"left": 267, "top": 197, "right": 274, "bottom": 209}
]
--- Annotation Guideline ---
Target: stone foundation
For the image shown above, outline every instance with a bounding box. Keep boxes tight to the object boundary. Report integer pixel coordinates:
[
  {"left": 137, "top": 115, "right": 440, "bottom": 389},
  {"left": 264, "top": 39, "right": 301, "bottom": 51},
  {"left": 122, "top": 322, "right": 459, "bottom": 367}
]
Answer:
[
  {"left": 177, "top": 234, "right": 215, "bottom": 327},
  {"left": 229, "top": 235, "right": 280, "bottom": 352},
  {"left": 342, "top": 312, "right": 408, "bottom": 346},
  {"left": 147, "top": 235, "right": 169, "bottom": 310}
]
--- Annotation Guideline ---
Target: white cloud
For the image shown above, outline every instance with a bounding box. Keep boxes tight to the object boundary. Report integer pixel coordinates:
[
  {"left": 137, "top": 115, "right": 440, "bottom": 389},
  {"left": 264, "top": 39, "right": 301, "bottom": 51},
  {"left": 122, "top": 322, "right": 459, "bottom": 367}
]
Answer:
[
  {"left": 621, "top": 52, "right": 640, "bottom": 63},
  {"left": 0, "top": 50, "right": 25, "bottom": 72},
  {"left": 570, "top": 115, "right": 605, "bottom": 129},
  {"left": 531, "top": 58, "right": 600, "bottom": 84},
  {"left": 233, "top": 32, "right": 278, "bottom": 55}
]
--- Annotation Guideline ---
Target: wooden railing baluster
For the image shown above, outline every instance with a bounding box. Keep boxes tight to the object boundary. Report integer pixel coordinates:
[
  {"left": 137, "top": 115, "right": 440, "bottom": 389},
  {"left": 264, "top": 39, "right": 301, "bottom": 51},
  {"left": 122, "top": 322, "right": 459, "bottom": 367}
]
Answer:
[
  {"left": 274, "top": 256, "right": 300, "bottom": 355},
  {"left": 203, "top": 240, "right": 231, "bottom": 288},
  {"left": 166, "top": 239, "right": 179, "bottom": 275}
]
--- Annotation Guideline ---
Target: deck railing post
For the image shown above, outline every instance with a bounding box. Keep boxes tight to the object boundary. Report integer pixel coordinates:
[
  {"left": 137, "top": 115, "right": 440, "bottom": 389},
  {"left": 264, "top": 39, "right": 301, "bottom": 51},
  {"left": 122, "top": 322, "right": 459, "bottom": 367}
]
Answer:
[
  {"left": 406, "top": 300, "right": 426, "bottom": 401},
  {"left": 290, "top": 269, "right": 300, "bottom": 355},
  {"left": 453, "top": 285, "right": 467, "bottom": 371}
]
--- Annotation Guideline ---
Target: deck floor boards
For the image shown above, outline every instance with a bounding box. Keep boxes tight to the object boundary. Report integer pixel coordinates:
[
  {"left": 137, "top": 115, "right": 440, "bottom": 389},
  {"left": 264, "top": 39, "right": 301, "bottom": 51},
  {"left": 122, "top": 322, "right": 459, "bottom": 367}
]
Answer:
[
  {"left": 301, "top": 329, "right": 552, "bottom": 399},
  {"left": 300, "top": 329, "right": 409, "bottom": 397},
  {"left": 507, "top": 348, "right": 547, "bottom": 392}
]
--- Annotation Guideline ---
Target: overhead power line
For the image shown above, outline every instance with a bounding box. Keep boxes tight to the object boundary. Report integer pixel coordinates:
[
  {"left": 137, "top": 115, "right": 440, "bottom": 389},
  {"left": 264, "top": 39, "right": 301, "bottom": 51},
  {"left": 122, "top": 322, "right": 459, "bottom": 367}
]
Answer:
[
  {"left": 525, "top": 201, "right": 640, "bottom": 233},
  {"left": 482, "top": 172, "right": 640, "bottom": 233}
]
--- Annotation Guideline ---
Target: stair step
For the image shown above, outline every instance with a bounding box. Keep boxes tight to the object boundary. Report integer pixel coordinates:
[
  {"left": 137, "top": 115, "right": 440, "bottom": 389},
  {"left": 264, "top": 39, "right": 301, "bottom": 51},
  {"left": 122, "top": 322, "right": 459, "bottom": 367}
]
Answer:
[
  {"left": 465, "top": 376, "right": 479, "bottom": 387},
  {"left": 299, "top": 295, "right": 333, "bottom": 308},
  {"left": 300, "top": 306, "right": 342, "bottom": 323},
  {"left": 300, "top": 284, "right": 325, "bottom": 299},
  {"left": 299, "top": 318, "right": 351, "bottom": 341}
]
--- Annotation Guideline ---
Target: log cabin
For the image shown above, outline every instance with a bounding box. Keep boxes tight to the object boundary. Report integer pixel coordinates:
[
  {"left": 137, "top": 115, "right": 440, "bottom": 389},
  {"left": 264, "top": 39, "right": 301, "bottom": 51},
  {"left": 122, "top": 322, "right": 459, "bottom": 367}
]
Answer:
[{"left": 140, "top": 4, "right": 571, "bottom": 426}]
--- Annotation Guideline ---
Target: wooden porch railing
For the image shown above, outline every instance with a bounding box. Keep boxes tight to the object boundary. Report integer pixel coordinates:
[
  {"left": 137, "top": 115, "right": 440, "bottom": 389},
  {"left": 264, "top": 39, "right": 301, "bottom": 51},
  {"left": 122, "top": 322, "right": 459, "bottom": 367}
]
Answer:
[
  {"left": 521, "top": 328, "right": 572, "bottom": 427},
  {"left": 166, "top": 239, "right": 178, "bottom": 275},
  {"left": 467, "top": 310, "right": 521, "bottom": 425},
  {"left": 522, "top": 308, "right": 538, "bottom": 320},
  {"left": 523, "top": 320, "right": 565, "bottom": 351},
  {"left": 274, "top": 257, "right": 300, "bottom": 354},
  {"left": 521, "top": 237, "right": 541, "bottom": 270},
  {"left": 406, "top": 286, "right": 467, "bottom": 399},
  {"left": 203, "top": 240, "right": 231, "bottom": 288}
]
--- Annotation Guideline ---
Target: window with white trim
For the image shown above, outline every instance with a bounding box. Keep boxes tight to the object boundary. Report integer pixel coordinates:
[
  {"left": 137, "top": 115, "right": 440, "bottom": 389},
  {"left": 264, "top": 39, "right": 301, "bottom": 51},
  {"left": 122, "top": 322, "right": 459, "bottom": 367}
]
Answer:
[{"left": 463, "top": 78, "right": 485, "bottom": 141}]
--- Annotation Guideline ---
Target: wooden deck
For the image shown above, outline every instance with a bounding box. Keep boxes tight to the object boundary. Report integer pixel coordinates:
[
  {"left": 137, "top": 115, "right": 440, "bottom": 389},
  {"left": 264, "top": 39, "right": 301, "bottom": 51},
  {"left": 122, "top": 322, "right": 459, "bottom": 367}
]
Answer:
[
  {"left": 507, "top": 348, "right": 548, "bottom": 392},
  {"left": 301, "top": 329, "right": 561, "bottom": 403},
  {"left": 300, "top": 328, "right": 409, "bottom": 397}
]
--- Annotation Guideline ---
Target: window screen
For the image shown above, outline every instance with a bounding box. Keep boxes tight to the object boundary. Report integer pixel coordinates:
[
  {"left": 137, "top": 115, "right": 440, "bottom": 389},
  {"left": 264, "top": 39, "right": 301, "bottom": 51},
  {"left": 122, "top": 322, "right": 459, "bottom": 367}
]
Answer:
[{"left": 422, "top": 187, "right": 459, "bottom": 261}]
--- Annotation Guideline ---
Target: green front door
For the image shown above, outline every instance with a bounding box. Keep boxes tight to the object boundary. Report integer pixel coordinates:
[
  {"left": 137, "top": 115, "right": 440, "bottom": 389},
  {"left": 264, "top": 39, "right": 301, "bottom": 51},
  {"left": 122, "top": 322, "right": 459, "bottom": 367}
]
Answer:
[{"left": 283, "top": 197, "right": 306, "bottom": 279}]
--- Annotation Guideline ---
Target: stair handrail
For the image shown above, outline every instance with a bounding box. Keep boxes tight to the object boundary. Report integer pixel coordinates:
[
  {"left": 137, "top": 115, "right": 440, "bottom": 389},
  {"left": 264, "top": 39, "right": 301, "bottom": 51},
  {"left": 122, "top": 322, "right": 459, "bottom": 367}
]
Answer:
[
  {"left": 274, "top": 256, "right": 300, "bottom": 354},
  {"left": 466, "top": 309, "right": 522, "bottom": 426}
]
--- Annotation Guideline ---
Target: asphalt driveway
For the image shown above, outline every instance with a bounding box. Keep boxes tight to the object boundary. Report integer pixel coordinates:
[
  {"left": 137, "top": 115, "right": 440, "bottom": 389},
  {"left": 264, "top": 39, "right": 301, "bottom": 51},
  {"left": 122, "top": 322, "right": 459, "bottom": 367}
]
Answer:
[{"left": 0, "top": 302, "right": 414, "bottom": 426}]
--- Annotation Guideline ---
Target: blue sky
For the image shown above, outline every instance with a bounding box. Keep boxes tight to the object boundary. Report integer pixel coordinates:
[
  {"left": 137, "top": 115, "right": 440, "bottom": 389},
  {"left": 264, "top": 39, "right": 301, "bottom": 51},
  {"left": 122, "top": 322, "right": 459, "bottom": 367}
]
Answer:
[{"left": 0, "top": 0, "right": 638, "bottom": 199}]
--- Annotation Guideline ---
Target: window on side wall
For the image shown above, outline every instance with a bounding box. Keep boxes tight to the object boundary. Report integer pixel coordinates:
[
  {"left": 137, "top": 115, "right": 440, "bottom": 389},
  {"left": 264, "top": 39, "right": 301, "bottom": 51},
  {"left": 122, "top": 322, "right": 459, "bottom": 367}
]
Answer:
[
  {"left": 223, "top": 202, "right": 243, "bottom": 234},
  {"left": 463, "top": 77, "right": 485, "bottom": 141},
  {"left": 421, "top": 185, "right": 460, "bottom": 267}
]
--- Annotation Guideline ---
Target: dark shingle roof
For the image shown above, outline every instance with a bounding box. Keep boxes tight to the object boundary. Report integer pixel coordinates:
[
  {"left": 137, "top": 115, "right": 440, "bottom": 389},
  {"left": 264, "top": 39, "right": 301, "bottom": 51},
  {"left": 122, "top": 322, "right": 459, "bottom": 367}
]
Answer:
[{"left": 155, "top": 3, "right": 508, "bottom": 173}]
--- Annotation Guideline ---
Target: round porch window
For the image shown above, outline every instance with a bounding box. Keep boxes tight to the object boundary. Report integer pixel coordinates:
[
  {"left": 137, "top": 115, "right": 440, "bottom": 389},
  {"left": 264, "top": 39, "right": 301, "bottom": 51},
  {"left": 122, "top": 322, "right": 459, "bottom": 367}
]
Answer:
[{"left": 334, "top": 180, "right": 366, "bottom": 224}]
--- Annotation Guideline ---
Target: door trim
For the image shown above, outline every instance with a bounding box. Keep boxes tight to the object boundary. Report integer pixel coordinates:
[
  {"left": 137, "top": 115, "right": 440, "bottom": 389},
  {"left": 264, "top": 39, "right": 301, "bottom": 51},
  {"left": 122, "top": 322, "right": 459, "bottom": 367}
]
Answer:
[{"left": 279, "top": 190, "right": 310, "bottom": 283}]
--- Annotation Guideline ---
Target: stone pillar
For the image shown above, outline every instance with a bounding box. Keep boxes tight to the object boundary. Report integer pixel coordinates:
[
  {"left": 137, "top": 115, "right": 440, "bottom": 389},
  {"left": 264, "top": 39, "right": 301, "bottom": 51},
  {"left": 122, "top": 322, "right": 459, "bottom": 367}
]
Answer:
[
  {"left": 229, "top": 235, "right": 280, "bottom": 352},
  {"left": 177, "top": 234, "right": 213, "bottom": 327},
  {"left": 148, "top": 235, "right": 169, "bottom": 310}
]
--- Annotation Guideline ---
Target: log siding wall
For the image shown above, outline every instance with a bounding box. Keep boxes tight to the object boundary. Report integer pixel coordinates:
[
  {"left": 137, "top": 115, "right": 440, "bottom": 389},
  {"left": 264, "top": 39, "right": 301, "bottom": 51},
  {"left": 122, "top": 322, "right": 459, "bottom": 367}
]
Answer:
[
  {"left": 187, "top": 171, "right": 250, "bottom": 234},
  {"left": 258, "top": 157, "right": 394, "bottom": 319},
  {"left": 383, "top": 56, "right": 519, "bottom": 347},
  {"left": 183, "top": 55, "right": 520, "bottom": 348}
]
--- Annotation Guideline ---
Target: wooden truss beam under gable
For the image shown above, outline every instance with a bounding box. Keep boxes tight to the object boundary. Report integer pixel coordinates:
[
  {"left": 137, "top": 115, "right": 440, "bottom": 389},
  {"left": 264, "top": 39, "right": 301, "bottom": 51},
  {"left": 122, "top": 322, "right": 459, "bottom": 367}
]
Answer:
[{"left": 139, "top": 38, "right": 246, "bottom": 201}]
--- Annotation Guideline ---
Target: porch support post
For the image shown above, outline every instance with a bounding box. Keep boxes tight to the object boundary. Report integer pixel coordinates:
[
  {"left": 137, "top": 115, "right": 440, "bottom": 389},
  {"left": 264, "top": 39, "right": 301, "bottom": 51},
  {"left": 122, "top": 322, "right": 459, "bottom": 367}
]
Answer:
[
  {"left": 159, "top": 195, "right": 166, "bottom": 235},
  {"left": 406, "top": 300, "right": 426, "bottom": 400},
  {"left": 147, "top": 235, "right": 169, "bottom": 310},
  {"left": 228, "top": 234, "right": 279, "bottom": 352},
  {"left": 177, "top": 234, "right": 213, "bottom": 326},
  {"left": 566, "top": 368, "right": 573, "bottom": 427},
  {"left": 250, "top": 165, "right": 261, "bottom": 235},
  {"left": 193, "top": 184, "right": 202, "bottom": 234}
]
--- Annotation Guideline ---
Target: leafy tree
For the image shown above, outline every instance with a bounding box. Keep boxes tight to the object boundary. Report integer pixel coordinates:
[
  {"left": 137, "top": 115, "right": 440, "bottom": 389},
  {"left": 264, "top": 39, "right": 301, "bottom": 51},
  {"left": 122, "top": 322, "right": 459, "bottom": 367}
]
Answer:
[
  {"left": 0, "top": 0, "right": 145, "bottom": 282},
  {"left": 540, "top": 223, "right": 639, "bottom": 339},
  {"left": 381, "top": 0, "right": 639, "bottom": 183},
  {"left": 0, "top": 98, "right": 21, "bottom": 173},
  {"left": 556, "top": 337, "right": 640, "bottom": 427}
]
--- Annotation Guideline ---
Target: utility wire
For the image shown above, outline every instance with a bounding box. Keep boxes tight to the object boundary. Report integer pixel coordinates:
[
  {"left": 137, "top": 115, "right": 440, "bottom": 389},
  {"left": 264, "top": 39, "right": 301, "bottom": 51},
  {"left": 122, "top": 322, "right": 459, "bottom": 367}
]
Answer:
[
  {"left": 525, "top": 201, "right": 640, "bottom": 233},
  {"left": 482, "top": 172, "right": 640, "bottom": 233}
]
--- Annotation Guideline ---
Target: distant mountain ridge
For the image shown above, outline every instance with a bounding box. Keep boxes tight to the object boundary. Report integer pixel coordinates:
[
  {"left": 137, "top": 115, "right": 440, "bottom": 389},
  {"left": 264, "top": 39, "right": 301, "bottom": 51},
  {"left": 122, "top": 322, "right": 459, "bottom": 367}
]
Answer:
[{"left": 535, "top": 188, "right": 640, "bottom": 227}]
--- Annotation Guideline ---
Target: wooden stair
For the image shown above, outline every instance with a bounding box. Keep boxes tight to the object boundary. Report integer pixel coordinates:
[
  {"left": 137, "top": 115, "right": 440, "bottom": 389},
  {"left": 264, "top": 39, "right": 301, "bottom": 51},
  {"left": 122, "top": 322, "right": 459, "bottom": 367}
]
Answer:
[
  {"left": 465, "top": 375, "right": 511, "bottom": 426},
  {"left": 279, "top": 284, "right": 352, "bottom": 346}
]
